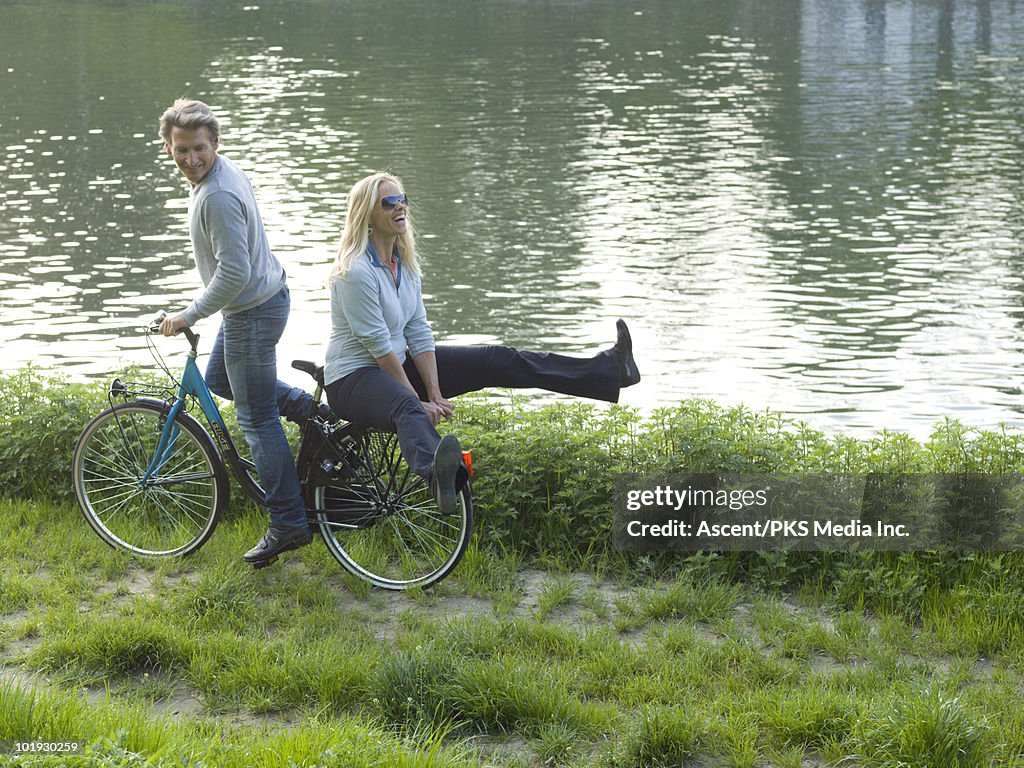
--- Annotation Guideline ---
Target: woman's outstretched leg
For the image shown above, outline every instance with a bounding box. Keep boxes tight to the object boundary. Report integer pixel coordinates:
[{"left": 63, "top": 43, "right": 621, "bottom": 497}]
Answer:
[{"left": 406, "top": 320, "right": 641, "bottom": 403}]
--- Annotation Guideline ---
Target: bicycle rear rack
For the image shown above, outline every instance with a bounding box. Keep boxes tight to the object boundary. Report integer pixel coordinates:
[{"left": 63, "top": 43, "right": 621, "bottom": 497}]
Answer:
[{"left": 108, "top": 378, "right": 178, "bottom": 407}]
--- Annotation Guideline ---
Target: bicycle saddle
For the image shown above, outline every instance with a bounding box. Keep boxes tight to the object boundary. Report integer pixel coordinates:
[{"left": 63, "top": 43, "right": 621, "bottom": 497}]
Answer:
[{"left": 291, "top": 360, "right": 325, "bottom": 387}]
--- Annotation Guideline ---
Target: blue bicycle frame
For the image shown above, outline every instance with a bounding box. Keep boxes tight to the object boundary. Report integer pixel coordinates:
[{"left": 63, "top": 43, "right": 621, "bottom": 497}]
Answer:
[{"left": 140, "top": 327, "right": 260, "bottom": 499}]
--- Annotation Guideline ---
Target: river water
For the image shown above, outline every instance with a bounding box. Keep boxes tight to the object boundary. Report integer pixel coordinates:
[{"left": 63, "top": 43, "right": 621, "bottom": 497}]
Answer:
[{"left": 2, "top": 0, "right": 1023, "bottom": 437}]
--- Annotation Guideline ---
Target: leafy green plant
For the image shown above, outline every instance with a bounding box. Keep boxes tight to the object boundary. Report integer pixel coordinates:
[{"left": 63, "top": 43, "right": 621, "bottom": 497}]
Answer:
[{"left": 0, "top": 369, "right": 107, "bottom": 500}]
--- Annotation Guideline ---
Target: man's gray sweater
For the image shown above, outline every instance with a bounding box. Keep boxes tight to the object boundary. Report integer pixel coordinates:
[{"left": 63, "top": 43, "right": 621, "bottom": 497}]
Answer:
[{"left": 183, "top": 155, "right": 287, "bottom": 327}]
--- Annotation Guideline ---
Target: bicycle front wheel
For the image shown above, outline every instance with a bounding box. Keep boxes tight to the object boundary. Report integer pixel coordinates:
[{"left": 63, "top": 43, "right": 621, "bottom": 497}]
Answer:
[
  {"left": 72, "top": 400, "right": 227, "bottom": 557},
  {"left": 312, "top": 429, "right": 472, "bottom": 590}
]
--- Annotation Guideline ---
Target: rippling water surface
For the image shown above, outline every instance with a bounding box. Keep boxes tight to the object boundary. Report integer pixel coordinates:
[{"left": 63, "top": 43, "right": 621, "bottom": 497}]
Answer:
[{"left": 2, "top": 0, "right": 1024, "bottom": 437}]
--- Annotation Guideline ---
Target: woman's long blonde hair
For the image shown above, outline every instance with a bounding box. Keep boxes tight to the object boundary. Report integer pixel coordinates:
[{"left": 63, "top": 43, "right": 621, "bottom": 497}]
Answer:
[{"left": 328, "top": 172, "right": 419, "bottom": 283}]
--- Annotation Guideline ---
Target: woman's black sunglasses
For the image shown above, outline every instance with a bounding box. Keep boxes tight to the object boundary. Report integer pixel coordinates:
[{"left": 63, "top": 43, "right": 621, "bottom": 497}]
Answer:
[{"left": 381, "top": 193, "right": 408, "bottom": 210}]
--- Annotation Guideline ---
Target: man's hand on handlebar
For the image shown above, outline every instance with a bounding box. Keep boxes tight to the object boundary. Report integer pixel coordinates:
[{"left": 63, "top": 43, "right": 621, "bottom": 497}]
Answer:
[{"left": 159, "top": 312, "right": 191, "bottom": 338}]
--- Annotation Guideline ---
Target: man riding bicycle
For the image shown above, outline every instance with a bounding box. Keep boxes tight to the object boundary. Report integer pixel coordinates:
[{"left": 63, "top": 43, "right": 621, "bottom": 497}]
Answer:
[{"left": 157, "top": 98, "right": 315, "bottom": 565}]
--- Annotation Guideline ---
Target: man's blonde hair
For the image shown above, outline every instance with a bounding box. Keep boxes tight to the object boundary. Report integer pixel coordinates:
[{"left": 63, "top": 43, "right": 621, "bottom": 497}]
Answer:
[{"left": 158, "top": 99, "right": 221, "bottom": 144}]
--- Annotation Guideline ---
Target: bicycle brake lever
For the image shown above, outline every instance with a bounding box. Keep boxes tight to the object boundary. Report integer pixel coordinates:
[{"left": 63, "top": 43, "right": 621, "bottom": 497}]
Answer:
[{"left": 148, "top": 310, "right": 168, "bottom": 334}]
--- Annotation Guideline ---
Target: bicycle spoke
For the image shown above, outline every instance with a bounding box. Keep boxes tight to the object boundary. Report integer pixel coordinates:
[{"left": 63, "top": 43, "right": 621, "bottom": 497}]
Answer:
[
  {"left": 390, "top": 507, "right": 454, "bottom": 553},
  {"left": 313, "top": 427, "right": 472, "bottom": 590},
  {"left": 74, "top": 402, "right": 224, "bottom": 557}
]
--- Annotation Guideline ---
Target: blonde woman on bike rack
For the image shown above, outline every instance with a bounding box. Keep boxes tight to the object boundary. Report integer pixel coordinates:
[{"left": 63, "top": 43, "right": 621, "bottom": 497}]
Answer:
[{"left": 324, "top": 172, "right": 642, "bottom": 517}]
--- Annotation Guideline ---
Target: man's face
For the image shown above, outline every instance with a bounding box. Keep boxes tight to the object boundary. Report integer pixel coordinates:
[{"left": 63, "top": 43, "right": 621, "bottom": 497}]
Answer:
[{"left": 165, "top": 125, "right": 219, "bottom": 186}]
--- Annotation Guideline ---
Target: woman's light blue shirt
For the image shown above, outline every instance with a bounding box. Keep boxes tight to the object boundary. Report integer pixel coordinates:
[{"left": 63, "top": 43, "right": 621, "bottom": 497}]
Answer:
[{"left": 324, "top": 245, "right": 435, "bottom": 386}]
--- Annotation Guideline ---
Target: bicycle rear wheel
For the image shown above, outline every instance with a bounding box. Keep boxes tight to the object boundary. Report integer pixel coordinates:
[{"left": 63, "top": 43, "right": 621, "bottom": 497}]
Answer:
[
  {"left": 72, "top": 400, "right": 227, "bottom": 557},
  {"left": 311, "top": 428, "right": 472, "bottom": 590}
]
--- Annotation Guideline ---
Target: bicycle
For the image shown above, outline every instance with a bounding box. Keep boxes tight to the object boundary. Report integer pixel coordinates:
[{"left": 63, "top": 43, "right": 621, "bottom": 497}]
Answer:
[{"left": 71, "top": 314, "right": 473, "bottom": 590}]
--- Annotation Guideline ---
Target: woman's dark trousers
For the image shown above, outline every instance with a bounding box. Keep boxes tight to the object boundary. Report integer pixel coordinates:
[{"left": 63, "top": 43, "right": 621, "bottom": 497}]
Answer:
[{"left": 324, "top": 345, "right": 621, "bottom": 482}]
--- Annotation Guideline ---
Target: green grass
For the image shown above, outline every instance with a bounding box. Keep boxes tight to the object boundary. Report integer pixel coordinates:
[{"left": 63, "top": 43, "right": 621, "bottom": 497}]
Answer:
[
  {"left": 0, "top": 677, "right": 475, "bottom": 768},
  {"left": 6, "top": 374, "right": 1024, "bottom": 765},
  {"left": 3, "top": 497, "right": 1024, "bottom": 766},
  {"left": 848, "top": 686, "right": 993, "bottom": 768}
]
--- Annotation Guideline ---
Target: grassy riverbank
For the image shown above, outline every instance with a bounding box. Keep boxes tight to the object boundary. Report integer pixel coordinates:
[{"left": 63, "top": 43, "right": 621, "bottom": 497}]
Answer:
[
  {"left": 3, "top": 371, "right": 1024, "bottom": 765},
  {"left": 3, "top": 497, "right": 1024, "bottom": 767}
]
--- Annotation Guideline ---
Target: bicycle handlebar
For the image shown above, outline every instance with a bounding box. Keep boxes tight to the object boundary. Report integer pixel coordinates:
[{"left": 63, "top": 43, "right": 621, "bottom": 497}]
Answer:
[{"left": 150, "top": 311, "right": 200, "bottom": 349}]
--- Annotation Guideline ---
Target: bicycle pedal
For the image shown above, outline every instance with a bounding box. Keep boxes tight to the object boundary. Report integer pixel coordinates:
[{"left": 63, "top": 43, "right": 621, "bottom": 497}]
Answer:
[{"left": 251, "top": 555, "right": 278, "bottom": 570}]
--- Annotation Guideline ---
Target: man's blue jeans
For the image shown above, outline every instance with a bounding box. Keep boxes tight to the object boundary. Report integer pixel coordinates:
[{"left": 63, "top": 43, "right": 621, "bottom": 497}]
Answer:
[{"left": 204, "top": 286, "right": 309, "bottom": 531}]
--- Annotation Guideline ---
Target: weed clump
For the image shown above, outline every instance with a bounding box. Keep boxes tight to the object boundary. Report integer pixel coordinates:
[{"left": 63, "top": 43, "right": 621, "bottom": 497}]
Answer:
[
  {"left": 607, "top": 704, "right": 706, "bottom": 768},
  {"left": 849, "top": 687, "right": 993, "bottom": 768}
]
